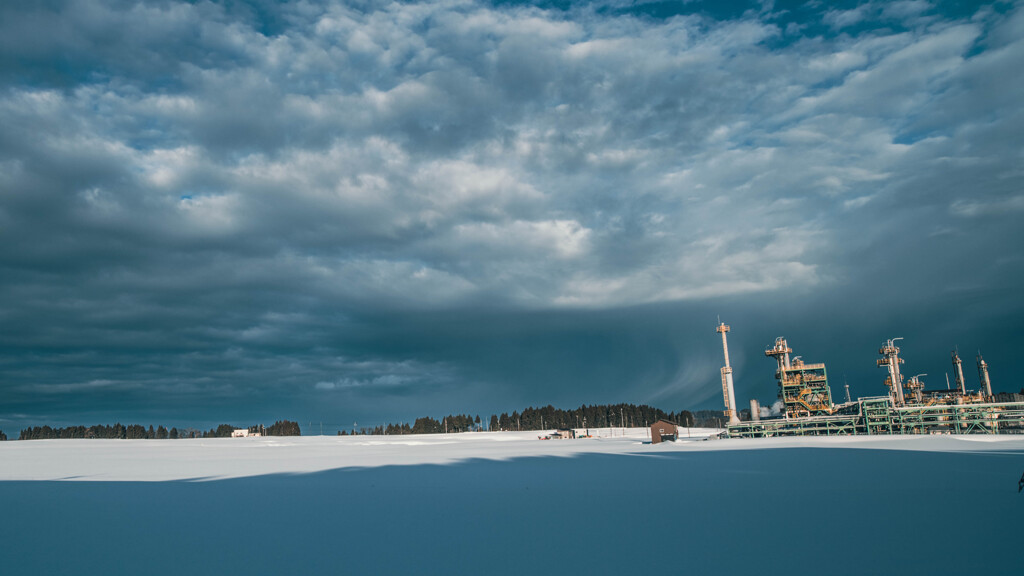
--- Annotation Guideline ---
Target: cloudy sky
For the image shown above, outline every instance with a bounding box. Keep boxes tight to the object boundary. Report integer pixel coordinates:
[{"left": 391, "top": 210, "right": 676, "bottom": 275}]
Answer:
[{"left": 1, "top": 0, "right": 1022, "bottom": 432}]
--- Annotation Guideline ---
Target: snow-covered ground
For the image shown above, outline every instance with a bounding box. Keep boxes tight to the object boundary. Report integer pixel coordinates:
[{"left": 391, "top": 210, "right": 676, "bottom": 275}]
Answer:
[
  {"left": 0, "top": 427, "right": 717, "bottom": 481},
  {"left": 2, "top": 430, "right": 1022, "bottom": 574}
]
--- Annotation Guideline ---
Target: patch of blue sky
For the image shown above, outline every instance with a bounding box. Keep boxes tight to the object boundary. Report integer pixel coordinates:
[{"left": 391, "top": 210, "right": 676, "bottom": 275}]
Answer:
[
  {"left": 891, "top": 128, "right": 938, "bottom": 145},
  {"left": 224, "top": 0, "right": 295, "bottom": 37}
]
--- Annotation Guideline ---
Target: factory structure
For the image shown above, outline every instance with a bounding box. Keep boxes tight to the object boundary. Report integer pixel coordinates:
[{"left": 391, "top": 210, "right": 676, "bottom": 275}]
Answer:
[{"left": 714, "top": 321, "right": 1024, "bottom": 438}]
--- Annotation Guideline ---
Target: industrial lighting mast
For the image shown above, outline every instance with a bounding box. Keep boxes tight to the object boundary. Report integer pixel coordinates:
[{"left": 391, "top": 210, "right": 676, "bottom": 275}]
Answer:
[{"left": 716, "top": 321, "right": 740, "bottom": 425}]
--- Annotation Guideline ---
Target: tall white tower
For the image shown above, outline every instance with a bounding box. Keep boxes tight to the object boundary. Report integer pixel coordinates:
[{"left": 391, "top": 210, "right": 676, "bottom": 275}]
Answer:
[{"left": 717, "top": 321, "right": 741, "bottom": 425}]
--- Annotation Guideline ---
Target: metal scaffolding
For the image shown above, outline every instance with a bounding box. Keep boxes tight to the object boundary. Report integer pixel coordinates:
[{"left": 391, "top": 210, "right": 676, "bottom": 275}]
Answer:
[{"left": 726, "top": 396, "right": 1024, "bottom": 438}]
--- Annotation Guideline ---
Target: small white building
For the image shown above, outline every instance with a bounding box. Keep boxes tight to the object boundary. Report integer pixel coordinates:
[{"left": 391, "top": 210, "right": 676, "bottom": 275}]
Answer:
[{"left": 232, "top": 429, "right": 250, "bottom": 438}]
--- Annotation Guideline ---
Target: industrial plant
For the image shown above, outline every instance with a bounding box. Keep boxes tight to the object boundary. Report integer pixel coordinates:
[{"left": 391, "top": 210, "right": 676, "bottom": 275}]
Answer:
[{"left": 714, "top": 322, "right": 1024, "bottom": 438}]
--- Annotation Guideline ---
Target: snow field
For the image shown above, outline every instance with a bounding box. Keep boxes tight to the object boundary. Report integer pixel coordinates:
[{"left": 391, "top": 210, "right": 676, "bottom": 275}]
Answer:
[{"left": 1, "top": 431, "right": 1022, "bottom": 575}]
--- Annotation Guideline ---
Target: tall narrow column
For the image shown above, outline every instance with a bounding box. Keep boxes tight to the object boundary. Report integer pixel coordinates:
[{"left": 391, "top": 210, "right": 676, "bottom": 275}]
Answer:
[
  {"left": 977, "top": 353, "right": 992, "bottom": 399},
  {"left": 717, "top": 322, "right": 740, "bottom": 425},
  {"left": 878, "top": 339, "right": 905, "bottom": 407},
  {"left": 952, "top": 350, "right": 966, "bottom": 395}
]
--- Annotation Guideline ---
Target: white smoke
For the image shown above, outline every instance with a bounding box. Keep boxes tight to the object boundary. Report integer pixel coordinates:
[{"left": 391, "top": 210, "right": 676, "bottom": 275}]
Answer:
[{"left": 760, "top": 401, "right": 784, "bottom": 418}]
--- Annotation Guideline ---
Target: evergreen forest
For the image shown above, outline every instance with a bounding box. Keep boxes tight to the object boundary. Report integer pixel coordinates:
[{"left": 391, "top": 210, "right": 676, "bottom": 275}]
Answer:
[
  {"left": 338, "top": 404, "right": 726, "bottom": 435},
  {"left": 16, "top": 420, "right": 302, "bottom": 440}
]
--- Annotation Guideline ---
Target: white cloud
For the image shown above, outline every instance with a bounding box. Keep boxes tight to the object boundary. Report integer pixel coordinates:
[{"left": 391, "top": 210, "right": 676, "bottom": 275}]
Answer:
[
  {"left": 2, "top": 0, "right": 1024, "bottom": 424},
  {"left": 452, "top": 219, "right": 592, "bottom": 259},
  {"left": 0, "top": 0, "right": 1019, "bottom": 316},
  {"left": 882, "top": 1, "right": 933, "bottom": 21},
  {"left": 176, "top": 193, "right": 243, "bottom": 233},
  {"left": 824, "top": 6, "right": 871, "bottom": 29},
  {"left": 950, "top": 195, "right": 1024, "bottom": 217}
]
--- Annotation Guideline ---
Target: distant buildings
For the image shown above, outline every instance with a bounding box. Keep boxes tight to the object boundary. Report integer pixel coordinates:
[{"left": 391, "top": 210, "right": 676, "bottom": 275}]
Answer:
[
  {"left": 539, "top": 429, "right": 576, "bottom": 440},
  {"left": 650, "top": 420, "right": 678, "bottom": 444}
]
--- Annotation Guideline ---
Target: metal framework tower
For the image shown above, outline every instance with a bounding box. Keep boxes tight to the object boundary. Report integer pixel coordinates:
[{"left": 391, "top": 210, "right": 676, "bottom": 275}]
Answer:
[
  {"left": 765, "top": 337, "right": 792, "bottom": 377},
  {"left": 977, "top": 353, "right": 992, "bottom": 399},
  {"left": 765, "top": 338, "right": 832, "bottom": 418},
  {"left": 717, "top": 321, "right": 740, "bottom": 425},
  {"left": 878, "top": 338, "right": 906, "bottom": 407}
]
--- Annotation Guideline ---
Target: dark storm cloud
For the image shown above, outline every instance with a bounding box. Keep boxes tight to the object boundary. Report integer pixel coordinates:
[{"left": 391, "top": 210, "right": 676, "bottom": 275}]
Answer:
[{"left": 1, "top": 0, "right": 1022, "bottom": 430}]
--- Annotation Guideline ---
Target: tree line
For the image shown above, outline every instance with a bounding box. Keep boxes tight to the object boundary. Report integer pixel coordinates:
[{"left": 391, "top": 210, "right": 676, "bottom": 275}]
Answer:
[
  {"left": 486, "top": 403, "right": 696, "bottom": 431},
  {"left": 198, "top": 420, "right": 301, "bottom": 438},
  {"left": 15, "top": 420, "right": 301, "bottom": 440},
  {"left": 338, "top": 414, "right": 481, "bottom": 435},
  {"left": 5, "top": 404, "right": 734, "bottom": 441},
  {"left": 338, "top": 404, "right": 710, "bottom": 436}
]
